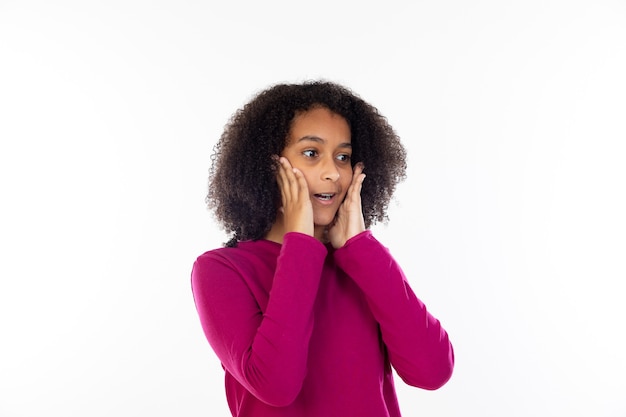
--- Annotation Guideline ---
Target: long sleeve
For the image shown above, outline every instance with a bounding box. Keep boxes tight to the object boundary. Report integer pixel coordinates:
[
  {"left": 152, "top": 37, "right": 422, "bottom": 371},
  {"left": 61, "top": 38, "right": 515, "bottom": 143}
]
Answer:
[
  {"left": 191, "top": 233, "right": 327, "bottom": 407},
  {"left": 333, "top": 231, "right": 454, "bottom": 390}
]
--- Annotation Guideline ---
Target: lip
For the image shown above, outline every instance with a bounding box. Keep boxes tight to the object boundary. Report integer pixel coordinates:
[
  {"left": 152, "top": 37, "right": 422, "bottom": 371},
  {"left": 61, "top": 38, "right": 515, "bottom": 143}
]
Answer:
[{"left": 312, "top": 192, "right": 338, "bottom": 206}]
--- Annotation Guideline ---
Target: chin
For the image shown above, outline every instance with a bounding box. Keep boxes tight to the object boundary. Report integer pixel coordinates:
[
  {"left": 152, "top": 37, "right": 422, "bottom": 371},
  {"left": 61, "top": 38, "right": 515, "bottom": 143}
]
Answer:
[
  {"left": 313, "top": 220, "right": 334, "bottom": 228},
  {"left": 313, "top": 214, "right": 337, "bottom": 228},
  {"left": 312, "top": 205, "right": 340, "bottom": 227}
]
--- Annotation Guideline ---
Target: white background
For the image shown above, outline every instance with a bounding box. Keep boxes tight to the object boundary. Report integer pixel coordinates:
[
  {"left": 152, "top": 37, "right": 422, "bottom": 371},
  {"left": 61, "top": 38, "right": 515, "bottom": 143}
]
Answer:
[{"left": 1, "top": 1, "right": 625, "bottom": 416}]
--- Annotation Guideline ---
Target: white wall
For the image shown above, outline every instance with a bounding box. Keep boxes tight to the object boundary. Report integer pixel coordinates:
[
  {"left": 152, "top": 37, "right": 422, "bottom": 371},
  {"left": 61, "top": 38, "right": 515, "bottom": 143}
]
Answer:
[{"left": 1, "top": 1, "right": 625, "bottom": 416}]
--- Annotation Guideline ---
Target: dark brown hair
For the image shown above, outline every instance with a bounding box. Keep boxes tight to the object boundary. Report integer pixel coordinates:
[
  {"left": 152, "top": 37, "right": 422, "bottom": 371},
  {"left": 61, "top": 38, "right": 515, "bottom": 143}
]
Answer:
[{"left": 208, "top": 81, "right": 407, "bottom": 246}]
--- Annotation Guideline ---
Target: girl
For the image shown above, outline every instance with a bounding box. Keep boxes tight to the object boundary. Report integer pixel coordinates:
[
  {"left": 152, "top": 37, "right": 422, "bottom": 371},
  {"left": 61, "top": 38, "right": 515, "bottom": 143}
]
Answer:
[{"left": 191, "top": 81, "right": 454, "bottom": 416}]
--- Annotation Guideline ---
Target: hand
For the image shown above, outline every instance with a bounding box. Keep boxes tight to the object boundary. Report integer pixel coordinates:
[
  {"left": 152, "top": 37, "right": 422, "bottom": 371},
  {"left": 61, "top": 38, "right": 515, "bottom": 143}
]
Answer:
[
  {"left": 327, "top": 163, "right": 366, "bottom": 248},
  {"left": 275, "top": 156, "right": 314, "bottom": 237}
]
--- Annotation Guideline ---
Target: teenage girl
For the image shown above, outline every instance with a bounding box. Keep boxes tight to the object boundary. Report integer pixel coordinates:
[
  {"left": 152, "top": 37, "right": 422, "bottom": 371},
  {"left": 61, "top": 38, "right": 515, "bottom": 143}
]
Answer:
[{"left": 192, "top": 81, "right": 454, "bottom": 416}]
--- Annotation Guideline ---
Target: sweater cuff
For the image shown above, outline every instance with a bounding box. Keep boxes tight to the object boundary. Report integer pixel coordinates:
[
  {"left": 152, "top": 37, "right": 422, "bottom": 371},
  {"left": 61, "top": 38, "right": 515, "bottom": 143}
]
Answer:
[
  {"left": 340, "top": 230, "right": 374, "bottom": 249},
  {"left": 283, "top": 231, "right": 328, "bottom": 249},
  {"left": 333, "top": 230, "right": 389, "bottom": 275}
]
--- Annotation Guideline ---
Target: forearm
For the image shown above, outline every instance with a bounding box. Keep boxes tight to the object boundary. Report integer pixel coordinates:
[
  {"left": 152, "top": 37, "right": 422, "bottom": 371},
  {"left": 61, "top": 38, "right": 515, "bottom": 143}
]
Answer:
[
  {"left": 334, "top": 231, "right": 454, "bottom": 390},
  {"left": 192, "top": 233, "right": 327, "bottom": 406}
]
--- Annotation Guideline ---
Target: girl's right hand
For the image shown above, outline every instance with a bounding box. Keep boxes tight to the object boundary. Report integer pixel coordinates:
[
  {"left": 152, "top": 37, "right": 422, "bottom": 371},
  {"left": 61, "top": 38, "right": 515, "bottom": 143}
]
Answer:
[{"left": 275, "top": 156, "right": 314, "bottom": 237}]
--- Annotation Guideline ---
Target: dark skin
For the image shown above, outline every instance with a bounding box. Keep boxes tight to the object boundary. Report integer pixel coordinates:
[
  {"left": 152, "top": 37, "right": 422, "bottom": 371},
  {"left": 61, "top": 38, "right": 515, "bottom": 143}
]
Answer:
[
  {"left": 264, "top": 108, "right": 366, "bottom": 248},
  {"left": 207, "top": 82, "right": 407, "bottom": 247}
]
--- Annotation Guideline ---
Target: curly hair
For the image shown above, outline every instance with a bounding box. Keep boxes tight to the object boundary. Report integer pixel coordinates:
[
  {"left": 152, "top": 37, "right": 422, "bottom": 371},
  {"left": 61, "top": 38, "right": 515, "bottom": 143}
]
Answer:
[{"left": 207, "top": 80, "right": 407, "bottom": 247}]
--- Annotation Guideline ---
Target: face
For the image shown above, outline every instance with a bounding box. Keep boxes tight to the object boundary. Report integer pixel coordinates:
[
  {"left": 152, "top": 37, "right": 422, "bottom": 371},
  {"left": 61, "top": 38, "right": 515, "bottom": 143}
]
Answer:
[{"left": 281, "top": 107, "right": 353, "bottom": 229}]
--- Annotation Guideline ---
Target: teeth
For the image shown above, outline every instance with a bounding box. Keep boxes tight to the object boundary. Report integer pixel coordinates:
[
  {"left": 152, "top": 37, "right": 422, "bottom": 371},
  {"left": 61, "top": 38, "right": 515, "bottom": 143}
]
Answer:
[{"left": 316, "top": 194, "right": 333, "bottom": 200}]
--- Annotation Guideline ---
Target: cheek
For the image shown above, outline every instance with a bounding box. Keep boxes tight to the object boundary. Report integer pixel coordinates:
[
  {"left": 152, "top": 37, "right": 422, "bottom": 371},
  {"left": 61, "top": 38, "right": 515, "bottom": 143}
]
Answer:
[
  {"left": 340, "top": 167, "right": 353, "bottom": 190},
  {"left": 295, "top": 167, "right": 314, "bottom": 188},
  {"left": 282, "top": 156, "right": 312, "bottom": 186}
]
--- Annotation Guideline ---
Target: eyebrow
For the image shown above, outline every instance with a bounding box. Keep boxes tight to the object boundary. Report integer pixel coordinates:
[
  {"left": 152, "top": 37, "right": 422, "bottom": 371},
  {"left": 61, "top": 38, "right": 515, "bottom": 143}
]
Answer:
[{"left": 296, "top": 135, "right": 352, "bottom": 148}]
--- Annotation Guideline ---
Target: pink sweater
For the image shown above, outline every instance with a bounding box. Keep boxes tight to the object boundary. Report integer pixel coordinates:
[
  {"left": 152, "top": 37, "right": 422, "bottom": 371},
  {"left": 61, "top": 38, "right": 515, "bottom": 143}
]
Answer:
[{"left": 191, "top": 231, "right": 454, "bottom": 416}]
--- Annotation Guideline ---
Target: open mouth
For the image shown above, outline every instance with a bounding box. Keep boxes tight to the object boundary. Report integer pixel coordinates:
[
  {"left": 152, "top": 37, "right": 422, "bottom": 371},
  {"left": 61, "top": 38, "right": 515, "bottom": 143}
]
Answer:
[{"left": 314, "top": 193, "right": 335, "bottom": 201}]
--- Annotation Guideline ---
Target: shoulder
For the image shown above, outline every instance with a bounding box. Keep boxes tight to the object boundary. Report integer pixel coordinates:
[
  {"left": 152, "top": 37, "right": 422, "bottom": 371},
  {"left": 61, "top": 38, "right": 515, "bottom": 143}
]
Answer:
[
  {"left": 198, "top": 239, "right": 280, "bottom": 262},
  {"left": 192, "top": 239, "right": 281, "bottom": 284}
]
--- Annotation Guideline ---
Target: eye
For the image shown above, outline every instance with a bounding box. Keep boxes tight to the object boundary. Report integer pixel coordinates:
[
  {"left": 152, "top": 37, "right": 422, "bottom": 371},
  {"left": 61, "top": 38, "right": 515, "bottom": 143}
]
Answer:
[
  {"left": 336, "top": 153, "right": 352, "bottom": 163},
  {"left": 302, "top": 149, "right": 318, "bottom": 158}
]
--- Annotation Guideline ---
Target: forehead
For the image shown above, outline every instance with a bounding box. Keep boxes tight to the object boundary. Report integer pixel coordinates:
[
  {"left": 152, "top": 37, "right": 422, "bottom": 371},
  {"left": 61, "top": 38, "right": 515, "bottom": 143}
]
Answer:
[{"left": 288, "top": 107, "right": 351, "bottom": 143}]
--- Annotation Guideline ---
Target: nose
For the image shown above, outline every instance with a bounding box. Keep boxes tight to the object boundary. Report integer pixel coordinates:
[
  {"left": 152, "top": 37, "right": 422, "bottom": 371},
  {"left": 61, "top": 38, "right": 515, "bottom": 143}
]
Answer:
[{"left": 321, "top": 157, "right": 340, "bottom": 182}]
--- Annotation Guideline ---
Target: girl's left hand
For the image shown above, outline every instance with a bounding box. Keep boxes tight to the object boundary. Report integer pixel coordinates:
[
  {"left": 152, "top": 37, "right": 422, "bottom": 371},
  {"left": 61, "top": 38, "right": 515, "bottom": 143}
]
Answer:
[{"left": 327, "top": 163, "right": 366, "bottom": 249}]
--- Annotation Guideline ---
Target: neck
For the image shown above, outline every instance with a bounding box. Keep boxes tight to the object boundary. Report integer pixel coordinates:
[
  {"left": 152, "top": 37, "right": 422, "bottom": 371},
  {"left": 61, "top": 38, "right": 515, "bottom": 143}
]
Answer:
[{"left": 264, "top": 213, "right": 327, "bottom": 244}]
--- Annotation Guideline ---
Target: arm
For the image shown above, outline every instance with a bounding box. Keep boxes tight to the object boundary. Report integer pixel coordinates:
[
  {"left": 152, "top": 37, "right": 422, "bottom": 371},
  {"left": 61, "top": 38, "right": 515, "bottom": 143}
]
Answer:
[
  {"left": 334, "top": 231, "right": 454, "bottom": 390},
  {"left": 191, "top": 233, "right": 327, "bottom": 406}
]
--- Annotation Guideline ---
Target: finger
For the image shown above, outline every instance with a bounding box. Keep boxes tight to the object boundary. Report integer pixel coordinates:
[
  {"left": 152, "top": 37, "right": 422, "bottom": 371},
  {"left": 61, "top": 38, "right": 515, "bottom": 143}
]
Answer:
[
  {"left": 280, "top": 157, "right": 301, "bottom": 201},
  {"left": 276, "top": 158, "right": 292, "bottom": 203},
  {"left": 279, "top": 158, "right": 305, "bottom": 206},
  {"left": 345, "top": 163, "right": 365, "bottom": 204},
  {"left": 292, "top": 167, "right": 310, "bottom": 201},
  {"left": 353, "top": 162, "right": 365, "bottom": 185}
]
